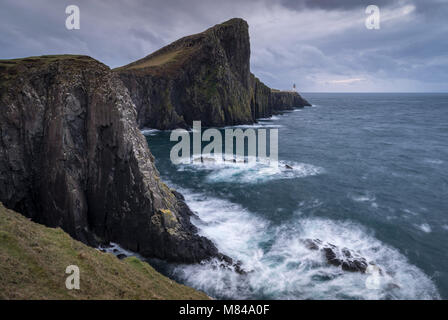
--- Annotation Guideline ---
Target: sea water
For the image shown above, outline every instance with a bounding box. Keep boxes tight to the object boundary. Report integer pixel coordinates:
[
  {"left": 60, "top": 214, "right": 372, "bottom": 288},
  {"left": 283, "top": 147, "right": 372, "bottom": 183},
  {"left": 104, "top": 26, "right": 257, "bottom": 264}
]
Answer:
[{"left": 144, "top": 93, "right": 448, "bottom": 300}]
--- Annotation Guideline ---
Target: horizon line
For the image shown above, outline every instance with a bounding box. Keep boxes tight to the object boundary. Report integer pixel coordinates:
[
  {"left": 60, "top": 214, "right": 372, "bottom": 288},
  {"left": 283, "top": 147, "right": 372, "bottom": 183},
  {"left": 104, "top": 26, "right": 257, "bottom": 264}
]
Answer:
[{"left": 300, "top": 91, "right": 448, "bottom": 94}]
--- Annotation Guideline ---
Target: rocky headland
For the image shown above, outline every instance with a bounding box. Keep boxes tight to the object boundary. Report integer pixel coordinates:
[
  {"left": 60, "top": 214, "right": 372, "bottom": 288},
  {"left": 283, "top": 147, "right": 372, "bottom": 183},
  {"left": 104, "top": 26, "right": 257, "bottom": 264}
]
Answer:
[
  {"left": 116, "top": 18, "right": 310, "bottom": 129},
  {"left": 0, "top": 18, "right": 310, "bottom": 294},
  {"left": 0, "top": 55, "right": 224, "bottom": 264}
]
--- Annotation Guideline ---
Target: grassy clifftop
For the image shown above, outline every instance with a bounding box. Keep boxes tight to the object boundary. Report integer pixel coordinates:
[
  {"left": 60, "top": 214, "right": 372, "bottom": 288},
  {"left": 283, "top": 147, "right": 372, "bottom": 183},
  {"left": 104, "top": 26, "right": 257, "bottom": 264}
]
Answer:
[
  {"left": 114, "top": 18, "right": 310, "bottom": 129},
  {"left": 114, "top": 19, "right": 243, "bottom": 75},
  {"left": 0, "top": 55, "right": 98, "bottom": 93},
  {"left": 0, "top": 203, "right": 209, "bottom": 300}
]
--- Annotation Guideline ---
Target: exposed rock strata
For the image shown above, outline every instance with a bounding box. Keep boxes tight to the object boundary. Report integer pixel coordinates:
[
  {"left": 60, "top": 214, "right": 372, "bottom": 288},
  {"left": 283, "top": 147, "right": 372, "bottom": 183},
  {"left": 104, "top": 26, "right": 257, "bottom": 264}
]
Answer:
[
  {"left": 0, "top": 55, "right": 224, "bottom": 263},
  {"left": 0, "top": 18, "right": 310, "bottom": 269},
  {"left": 116, "top": 18, "right": 310, "bottom": 129}
]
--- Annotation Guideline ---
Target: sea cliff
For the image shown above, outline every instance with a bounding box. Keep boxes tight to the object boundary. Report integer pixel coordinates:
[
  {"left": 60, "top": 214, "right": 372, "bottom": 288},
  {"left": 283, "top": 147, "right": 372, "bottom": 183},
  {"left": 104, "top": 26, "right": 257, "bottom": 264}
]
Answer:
[
  {"left": 0, "top": 55, "right": 224, "bottom": 264},
  {"left": 116, "top": 18, "right": 310, "bottom": 129},
  {"left": 0, "top": 17, "right": 308, "bottom": 278}
]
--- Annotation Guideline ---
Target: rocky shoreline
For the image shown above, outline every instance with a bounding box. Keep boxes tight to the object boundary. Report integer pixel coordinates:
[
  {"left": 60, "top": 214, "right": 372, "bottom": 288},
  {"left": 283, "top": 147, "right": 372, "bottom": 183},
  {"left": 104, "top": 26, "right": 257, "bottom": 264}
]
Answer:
[{"left": 0, "top": 18, "right": 309, "bottom": 269}]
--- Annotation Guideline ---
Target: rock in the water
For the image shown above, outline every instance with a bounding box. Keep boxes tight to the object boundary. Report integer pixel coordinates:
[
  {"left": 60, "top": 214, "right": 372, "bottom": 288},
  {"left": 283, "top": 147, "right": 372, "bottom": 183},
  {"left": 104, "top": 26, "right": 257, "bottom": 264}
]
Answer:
[
  {"left": 303, "top": 238, "right": 322, "bottom": 250},
  {"left": 302, "top": 238, "right": 372, "bottom": 273},
  {"left": 117, "top": 254, "right": 127, "bottom": 260},
  {"left": 285, "top": 164, "right": 293, "bottom": 170}
]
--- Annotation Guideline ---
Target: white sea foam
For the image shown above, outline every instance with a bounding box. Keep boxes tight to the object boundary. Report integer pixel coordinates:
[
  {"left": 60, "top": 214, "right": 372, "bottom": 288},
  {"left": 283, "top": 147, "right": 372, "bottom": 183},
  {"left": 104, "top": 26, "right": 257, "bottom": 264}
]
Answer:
[
  {"left": 224, "top": 123, "right": 283, "bottom": 129},
  {"left": 350, "top": 192, "right": 376, "bottom": 203},
  {"left": 404, "top": 209, "right": 419, "bottom": 216},
  {"left": 423, "top": 158, "right": 444, "bottom": 165},
  {"left": 141, "top": 128, "right": 160, "bottom": 136},
  {"left": 416, "top": 223, "right": 432, "bottom": 233},
  {"left": 170, "top": 188, "right": 440, "bottom": 300},
  {"left": 176, "top": 156, "right": 323, "bottom": 183},
  {"left": 258, "top": 115, "right": 281, "bottom": 121},
  {"left": 183, "top": 191, "right": 267, "bottom": 259},
  {"left": 98, "top": 242, "right": 144, "bottom": 260}
]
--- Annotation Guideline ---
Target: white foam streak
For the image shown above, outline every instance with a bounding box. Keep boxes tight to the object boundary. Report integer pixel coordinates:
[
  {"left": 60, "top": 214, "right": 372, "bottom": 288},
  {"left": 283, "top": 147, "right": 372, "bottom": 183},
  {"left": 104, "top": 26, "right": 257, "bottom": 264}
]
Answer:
[
  {"left": 172, "top": 189, "right": 440, "bottom": 300},
  {"left": 141, "top": 128, "right": 160, "bottom": 136},
  {"left": 176, "top": 156, "right": 323, "bottom": 184},
  {"left": 350, "top": 192, "right": 376, "bottom": 203},
  {"left": 416, "top": 223, "right": 432, "bottom": 233}
]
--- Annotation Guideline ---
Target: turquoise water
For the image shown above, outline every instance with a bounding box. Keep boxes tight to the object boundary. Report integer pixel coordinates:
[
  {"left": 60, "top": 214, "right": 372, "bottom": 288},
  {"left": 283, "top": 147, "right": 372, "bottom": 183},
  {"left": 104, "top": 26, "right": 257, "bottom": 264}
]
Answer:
[{"left": 145, "top": 93, "right": 448, "bottom": 299}]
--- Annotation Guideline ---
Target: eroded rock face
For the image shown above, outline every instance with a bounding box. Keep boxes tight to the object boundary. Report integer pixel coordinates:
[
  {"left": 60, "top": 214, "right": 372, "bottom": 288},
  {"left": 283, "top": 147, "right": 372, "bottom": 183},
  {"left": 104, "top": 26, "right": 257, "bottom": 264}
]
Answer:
[
  {"left": 0, "top": 55, "right": 223, "bottom": 263},
  {"left": 249, "top": 75, "right": 310, "bottom": 119},
  {"left": 116, "top": 18, "right": 310, "bottom": 129},
  {"left": 303, "top": 238, "right": 371, "bottom": 273},
  {"left": 270, "top": 90, "right": 310, "bottom": 112}
]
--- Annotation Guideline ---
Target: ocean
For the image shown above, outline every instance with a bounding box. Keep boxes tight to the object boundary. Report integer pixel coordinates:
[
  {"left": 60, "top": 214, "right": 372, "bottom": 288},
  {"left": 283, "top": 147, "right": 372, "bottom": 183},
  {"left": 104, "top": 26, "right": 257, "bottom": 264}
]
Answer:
[{"left": 144, "top": 93, "right": 448, "bottom": 300}]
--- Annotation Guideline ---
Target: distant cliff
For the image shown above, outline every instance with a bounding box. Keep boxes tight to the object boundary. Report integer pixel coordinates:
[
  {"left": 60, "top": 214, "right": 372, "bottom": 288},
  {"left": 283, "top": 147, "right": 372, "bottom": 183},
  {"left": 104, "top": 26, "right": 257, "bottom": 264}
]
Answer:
[
  {"left": 250, "top": 75, "right": 310, "bottom": 119},
  {"left": 0, "top": 55, "right": 224, "bottom": 264},
  {"left": 116, "top": 18, "right": 310, "bottom": 129}
]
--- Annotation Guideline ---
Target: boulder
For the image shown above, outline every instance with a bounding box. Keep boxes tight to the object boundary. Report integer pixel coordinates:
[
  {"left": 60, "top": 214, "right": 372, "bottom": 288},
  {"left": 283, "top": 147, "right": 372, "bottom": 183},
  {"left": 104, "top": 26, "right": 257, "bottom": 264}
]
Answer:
[{"left": 302, "top": 238, "right": 374, "bottom": 273}]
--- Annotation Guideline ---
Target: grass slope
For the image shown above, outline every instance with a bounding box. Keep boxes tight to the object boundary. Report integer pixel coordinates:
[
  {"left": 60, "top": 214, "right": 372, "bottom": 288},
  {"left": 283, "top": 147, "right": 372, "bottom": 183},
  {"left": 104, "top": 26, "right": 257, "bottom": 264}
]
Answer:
[
  {"left": 0, "top": 203, "right": 209, "bottom": 300},
  {"left": 115, "top": 46, "right": 197, "bottom": 76},
  {"left": 121, "top": 50, "right": 183, "bottom": 70}
]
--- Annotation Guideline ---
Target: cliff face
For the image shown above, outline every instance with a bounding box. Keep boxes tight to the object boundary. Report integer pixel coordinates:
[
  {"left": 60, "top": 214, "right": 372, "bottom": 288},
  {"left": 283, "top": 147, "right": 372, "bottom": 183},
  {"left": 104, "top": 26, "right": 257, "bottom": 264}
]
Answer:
[
  {"left": 249, "top": 75, "right": 310, "bottom": 119},
  {"left": 116, "top": 18, "right": 310, "bottom": 129},
  {"left": 0, "top": 55, "right": 221, "bottom": 263}
]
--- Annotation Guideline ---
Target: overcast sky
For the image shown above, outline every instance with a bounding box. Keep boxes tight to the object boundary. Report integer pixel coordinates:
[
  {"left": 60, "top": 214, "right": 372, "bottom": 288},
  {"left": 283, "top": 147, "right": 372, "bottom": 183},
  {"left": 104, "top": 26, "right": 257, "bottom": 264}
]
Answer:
[{"left": 1, "top": 0, "right": 447, "bottom": 92}]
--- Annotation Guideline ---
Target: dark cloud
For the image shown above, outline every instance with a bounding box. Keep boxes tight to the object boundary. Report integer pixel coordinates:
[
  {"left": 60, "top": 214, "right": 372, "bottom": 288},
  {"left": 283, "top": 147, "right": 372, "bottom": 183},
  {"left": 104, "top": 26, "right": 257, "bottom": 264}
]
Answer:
[
  {"left": 280, "top": 0, "right": 397, "bottom": 11},
  {"left": 280, "top": 0, "right": 448, "bottom": 16},
  {"left": 0, "top": 0, "right": 446, "bottom": 92}
]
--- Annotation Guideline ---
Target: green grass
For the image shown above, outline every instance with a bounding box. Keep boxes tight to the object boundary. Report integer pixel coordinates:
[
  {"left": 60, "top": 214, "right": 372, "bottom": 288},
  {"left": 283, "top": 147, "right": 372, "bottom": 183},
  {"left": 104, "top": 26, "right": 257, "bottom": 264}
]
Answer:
[
  {"left": 0, "top": 55, "right": 95, "bottom": 90},
  {"left": 0, "top": 202, "right": 210, "bottom": 300},
  {"left": 115, "top": 45, "right": 198, "bottom": 76},
  {"left": 0, "top": 54, "right": 91, "bottom": 67},
  {"left": 121, "top": 50, "right": 182, "bottom": 70}
]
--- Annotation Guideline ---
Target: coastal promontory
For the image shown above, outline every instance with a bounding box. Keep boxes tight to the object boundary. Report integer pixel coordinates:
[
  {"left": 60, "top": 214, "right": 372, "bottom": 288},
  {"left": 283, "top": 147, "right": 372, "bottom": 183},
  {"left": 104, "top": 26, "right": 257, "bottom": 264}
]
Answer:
[{"left": 116, "top": 18, "right": 310, "bottom": 129}]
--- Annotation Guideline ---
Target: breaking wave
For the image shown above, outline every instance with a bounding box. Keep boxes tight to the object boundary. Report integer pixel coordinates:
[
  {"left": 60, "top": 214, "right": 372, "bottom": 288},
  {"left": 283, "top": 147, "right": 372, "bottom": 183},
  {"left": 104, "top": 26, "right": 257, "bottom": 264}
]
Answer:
[
  {"left": 169, "top": 189, "right": 440, "bottom": 300},
  {"left": 141, "top": 128, "right": 160, "bottom": 136},
  {"left": 176, "top": 156, "right": 324, "bottom": 184}
]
